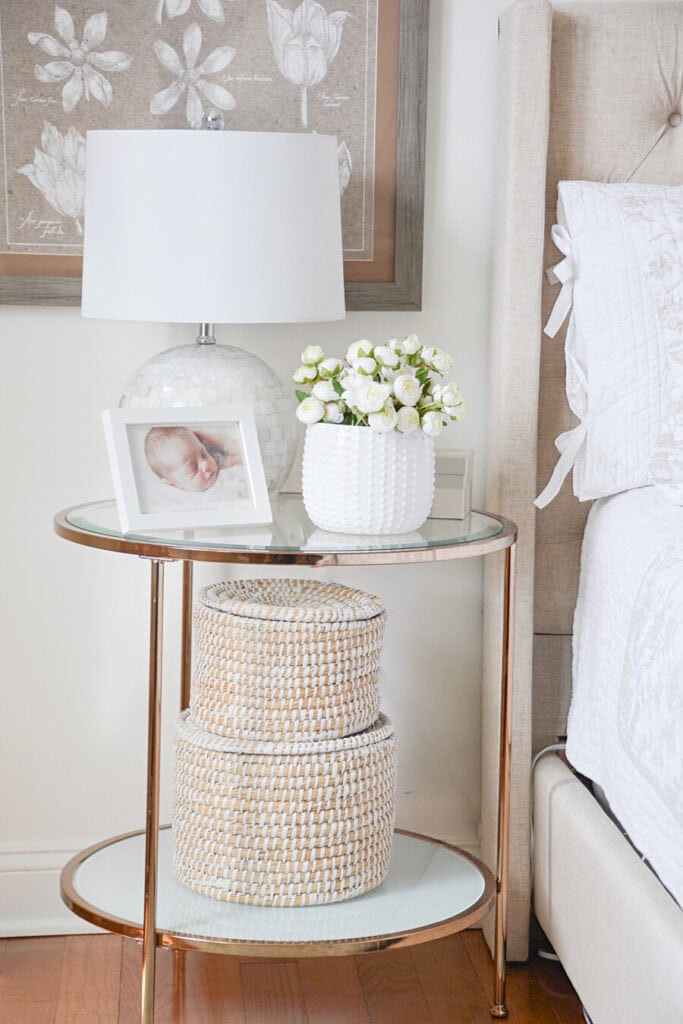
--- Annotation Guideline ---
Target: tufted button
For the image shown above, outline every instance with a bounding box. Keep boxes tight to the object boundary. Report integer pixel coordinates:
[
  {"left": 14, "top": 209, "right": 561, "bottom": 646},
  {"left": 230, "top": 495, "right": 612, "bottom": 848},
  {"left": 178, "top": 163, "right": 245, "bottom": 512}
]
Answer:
[{"left": 668, "top": 111, "right": 682, "bottom": 127}]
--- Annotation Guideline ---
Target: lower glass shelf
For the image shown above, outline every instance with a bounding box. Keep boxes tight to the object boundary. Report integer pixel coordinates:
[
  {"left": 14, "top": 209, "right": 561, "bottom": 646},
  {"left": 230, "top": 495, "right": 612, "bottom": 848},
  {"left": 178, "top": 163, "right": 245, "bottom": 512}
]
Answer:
[{"left": 61, "top": 827, "right": 495, "bottom": 956}]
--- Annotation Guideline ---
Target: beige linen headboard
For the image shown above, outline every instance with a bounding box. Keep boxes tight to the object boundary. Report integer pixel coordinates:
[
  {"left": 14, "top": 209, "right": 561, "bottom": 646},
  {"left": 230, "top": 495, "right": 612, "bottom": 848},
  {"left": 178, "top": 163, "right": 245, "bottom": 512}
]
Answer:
[{"left": 482, "top": 0, "right": 683, "bottom": 960}]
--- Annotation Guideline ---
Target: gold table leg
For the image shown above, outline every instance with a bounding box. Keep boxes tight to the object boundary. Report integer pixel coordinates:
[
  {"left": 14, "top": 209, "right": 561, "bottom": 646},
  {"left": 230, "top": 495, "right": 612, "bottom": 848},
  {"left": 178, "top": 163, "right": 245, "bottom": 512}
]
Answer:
[
  {"left": 172, "top": 948, "right": 186, "bottom": 1020},
  {"left": 491, "top": 542, "right": 516, "bottom": 1018},
  {"left": 180, "top": 561, "right": 193, "bottom": 712},
  {"left": 141, "top": 558, "right": 165, "bottom": 1024}
]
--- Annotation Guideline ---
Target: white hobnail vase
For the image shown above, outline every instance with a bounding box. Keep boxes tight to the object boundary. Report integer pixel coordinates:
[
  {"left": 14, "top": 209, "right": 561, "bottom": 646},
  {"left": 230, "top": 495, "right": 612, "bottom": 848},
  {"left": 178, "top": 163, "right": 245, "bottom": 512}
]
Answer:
[{"left": 302, "top": 423, "right": 435, "bottom": 534}]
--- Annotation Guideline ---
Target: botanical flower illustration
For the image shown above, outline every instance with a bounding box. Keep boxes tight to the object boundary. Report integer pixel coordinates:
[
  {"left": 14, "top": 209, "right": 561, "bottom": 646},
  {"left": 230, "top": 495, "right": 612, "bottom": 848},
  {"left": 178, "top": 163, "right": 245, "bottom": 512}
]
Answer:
[
  {"left": 266, "top": 0, "right": 351, "bottom": 128},
  {"left": 18, "top": 122, "right": 86, "bottom": 235},
  {"left": 338, "top": 140, "right": 351, "bottom": 195},
  {"left": 155, "top": 0, "right": 234, "bottom": 25},
  {"left": 294, "top": 336, "right": 467, "bottom": 435},
  {"left": 28, "top": 7, "right": 132, "bottom": 113},
  {"left": 150, "top": 23, "right": 236, "bottom": 126},
  {"left": 314, "top": 134, "right": 352, "bottom": 194}
]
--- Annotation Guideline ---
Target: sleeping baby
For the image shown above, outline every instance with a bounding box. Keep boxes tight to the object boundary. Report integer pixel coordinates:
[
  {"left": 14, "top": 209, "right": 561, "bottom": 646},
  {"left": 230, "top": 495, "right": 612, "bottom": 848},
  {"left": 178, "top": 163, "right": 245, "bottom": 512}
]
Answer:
[{"left": 144, "top": 426, "right": 243, "bottom": 493}]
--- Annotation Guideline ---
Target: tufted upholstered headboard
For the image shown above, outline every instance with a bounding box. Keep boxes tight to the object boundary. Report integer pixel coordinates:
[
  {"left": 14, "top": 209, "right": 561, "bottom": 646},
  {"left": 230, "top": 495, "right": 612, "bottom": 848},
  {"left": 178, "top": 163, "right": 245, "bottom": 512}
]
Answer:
[{"left": 481, "top": 0, "right": 683, "bottom": 960}]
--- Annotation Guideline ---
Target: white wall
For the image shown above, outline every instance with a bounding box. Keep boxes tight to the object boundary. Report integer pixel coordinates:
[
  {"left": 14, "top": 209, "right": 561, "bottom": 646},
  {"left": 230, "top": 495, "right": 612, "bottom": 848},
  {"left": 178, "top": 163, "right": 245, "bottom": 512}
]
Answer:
[{"left": 0, "top": 0, "right": 507, "bottom": 935}]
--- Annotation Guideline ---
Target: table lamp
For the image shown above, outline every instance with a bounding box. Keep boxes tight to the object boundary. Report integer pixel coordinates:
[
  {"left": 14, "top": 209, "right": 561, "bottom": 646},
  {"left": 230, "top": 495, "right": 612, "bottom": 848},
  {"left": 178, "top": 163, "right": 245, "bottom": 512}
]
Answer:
[{"left": 81, "top": 125, "right": 346, "bottom": 493}]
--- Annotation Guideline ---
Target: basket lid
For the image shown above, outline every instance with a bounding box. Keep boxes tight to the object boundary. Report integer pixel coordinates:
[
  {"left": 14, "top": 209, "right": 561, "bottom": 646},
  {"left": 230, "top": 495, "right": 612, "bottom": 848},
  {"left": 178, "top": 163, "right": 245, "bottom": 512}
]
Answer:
[
  {"left": 176, "top": 709, "right": 394, "bottom": 755},
  {"left": 199, "top": 578, "right": 384, "bottom": 623}
]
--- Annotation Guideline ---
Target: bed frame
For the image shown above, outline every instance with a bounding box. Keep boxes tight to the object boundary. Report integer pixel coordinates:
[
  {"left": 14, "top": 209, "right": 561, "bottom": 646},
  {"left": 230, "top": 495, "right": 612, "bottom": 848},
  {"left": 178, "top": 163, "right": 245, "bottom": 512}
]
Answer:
[{"left": 480, "top": 1, "right": 683, "bottom": 1019}]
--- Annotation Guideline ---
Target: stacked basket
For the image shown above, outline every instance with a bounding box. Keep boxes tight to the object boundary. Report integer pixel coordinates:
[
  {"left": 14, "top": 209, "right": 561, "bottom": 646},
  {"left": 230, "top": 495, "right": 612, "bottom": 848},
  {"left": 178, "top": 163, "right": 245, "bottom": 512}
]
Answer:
[{"left": 172, "top": 577, "right": 398, "bottom": 907}]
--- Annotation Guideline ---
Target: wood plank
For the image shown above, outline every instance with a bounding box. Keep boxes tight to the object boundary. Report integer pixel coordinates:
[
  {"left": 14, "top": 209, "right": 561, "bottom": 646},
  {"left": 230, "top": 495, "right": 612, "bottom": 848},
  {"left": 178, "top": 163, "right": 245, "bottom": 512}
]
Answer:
[
  {"left": 117, "top": 941, "right": 177, "bottom": 1024},
  {"left": 241, "top": 961, "right": 308, "bottom": 1024},
  {"left": 299, "top": 956, "right": 369, "bottom": 1024},
  {"left": 462, "top": 931, "right": 568, "bottom": 1024},
  {"left": 181, "top": 950, "right": 245, "bottom": 1024},
  {"left": 55, "top": 934, "right": 122, "bottom": 1024},
  {"left": 0, "top": 933, "right": 586, "bottom": 1024},
  {"left": 410, "top": 935, "right": 491, "bottom": 1024},
  {"left": 0, "top": 935, "right": 65, "bottom": 1024},
  {"left": 354, "top": 948, "right": 433, "bottom": 1024},
  {"left": 531, "top": 956, "right": 585, "bottom": 1024}
]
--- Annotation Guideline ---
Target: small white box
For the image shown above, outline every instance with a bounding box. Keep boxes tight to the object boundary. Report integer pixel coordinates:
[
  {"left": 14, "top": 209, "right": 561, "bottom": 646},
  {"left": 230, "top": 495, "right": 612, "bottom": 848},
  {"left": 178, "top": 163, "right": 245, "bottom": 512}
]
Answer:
[{"left": 430, "top": 449, "right": 473, "bottom": 520}]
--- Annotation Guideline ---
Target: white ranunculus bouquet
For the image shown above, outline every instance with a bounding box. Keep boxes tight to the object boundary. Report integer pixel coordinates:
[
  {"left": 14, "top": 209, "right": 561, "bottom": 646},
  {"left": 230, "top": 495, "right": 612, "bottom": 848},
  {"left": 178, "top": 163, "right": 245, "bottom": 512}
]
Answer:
[{"left": 294, "top": 336, "right": 467, "bottom": 435}]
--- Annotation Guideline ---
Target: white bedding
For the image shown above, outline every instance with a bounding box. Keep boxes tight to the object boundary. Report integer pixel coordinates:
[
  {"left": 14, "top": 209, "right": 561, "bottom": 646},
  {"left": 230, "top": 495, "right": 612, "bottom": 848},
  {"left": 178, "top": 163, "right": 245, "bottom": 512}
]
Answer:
[{"left": 567, "top": 486, "right": 683, "bottom": 906}]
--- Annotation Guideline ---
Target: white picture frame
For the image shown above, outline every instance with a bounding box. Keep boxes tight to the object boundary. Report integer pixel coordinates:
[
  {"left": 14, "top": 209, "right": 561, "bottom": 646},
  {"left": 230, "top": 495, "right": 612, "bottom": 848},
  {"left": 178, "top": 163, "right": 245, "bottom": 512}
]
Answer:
[
  {"left": 0, "top": 3, "right": 429, "bottom": 312},
  {"left": 102, "top": 406, "right": 272, "bottom": 533}
]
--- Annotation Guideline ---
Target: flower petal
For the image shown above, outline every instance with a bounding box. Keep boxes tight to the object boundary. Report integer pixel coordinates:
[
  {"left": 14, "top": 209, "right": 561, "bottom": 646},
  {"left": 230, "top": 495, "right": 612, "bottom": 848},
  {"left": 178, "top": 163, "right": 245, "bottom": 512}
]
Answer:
[
  {"left": 17, "top": 163, "right": 40, "bottom": 190},
  {"left": 266, "top": 0, "right": 292, "bottom": 29},
  {"left": 183, "top": 23, "right": 202, "bottom": 70},
  {"left": 153, "top": 38, "right": 184, "bottom": 75},
  {"left": 83, "top": 64, "right": 113, "bottom": 105},
  {"left": 197, "top": 45, "right": 234, "bottom": 75},
  {"left": 150, "top": 79, "right": 184, "bottom": 115},
  {"left": 54, "top": 5, "right": 76, "bottom": 45},
  {"left": 293, "top": 0, "right": 323, "bottom": 34},
  {"left": 28, "top": 180, "right": 63, "bottom": 216},
  {"left": 87, "top": 49, "right": 132, "bottom": 71},
  {"left": 63, "top": 126, "right": 86, "bottom": 173},
  {"left": 54, "top": 168, "right": 85, "bottom": 219},
  {"left": 320, "top": 10, "right": 351, "bottom": 62},
  {"left": 82, "top": 11, "right": 108, "bottom": 51},
  {"left": 197, "top": 0, "right": 225, "bottom": 22},
  {"left": 292, "top": 1, "right": 351, "bottom": 63},
  {"left": 34, "top": 60, "right": 74, "bottom": 83},
  {"left": 155, "top": 0, "right": 165, "bottom": 24},
  {"left": 185, "top": 84, "right": 204, "bottom": 126},
  {"left": 32, "top": 149, "right": 62, "bottom": 192},
  {"left": 62, "top": 69, "right": 83, "bottom": 111},
  {"left": 266, "top": 0, "right": 293, "bottom": 72},
  {"left": 166, "top": 0, "right": 192, "bottom": 16},
  {"left": 41, "top": 121, "right": 63, "bottom": 159},
  {"left": 27, "top": 32, "right": 70, "bottom": 58},
  {"left": 196, "top": 79, "right": 235, "bottom": 110},
  {"left": 292, "top": 0, "right": 311, "bottom": 35},
  {"left": 282, "top": 36, "right": 327, "bottom": 87},
  {"left": 337, "top": 140, "right": 351, "bottom": 193}
]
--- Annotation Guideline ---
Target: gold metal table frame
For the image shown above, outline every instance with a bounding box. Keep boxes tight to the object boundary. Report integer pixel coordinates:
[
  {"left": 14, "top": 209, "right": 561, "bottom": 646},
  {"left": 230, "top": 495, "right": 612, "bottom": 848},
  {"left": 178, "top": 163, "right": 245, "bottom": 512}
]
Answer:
[{"left": 54, "top": 499, "right": 517, "bottom": 1022}]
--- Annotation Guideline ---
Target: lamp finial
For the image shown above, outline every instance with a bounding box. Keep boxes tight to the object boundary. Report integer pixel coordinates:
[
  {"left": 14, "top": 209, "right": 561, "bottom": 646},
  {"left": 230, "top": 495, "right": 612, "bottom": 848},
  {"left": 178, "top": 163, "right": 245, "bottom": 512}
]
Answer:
[{"left": 201, "top": 110, "right": 225, "bottom": 131}]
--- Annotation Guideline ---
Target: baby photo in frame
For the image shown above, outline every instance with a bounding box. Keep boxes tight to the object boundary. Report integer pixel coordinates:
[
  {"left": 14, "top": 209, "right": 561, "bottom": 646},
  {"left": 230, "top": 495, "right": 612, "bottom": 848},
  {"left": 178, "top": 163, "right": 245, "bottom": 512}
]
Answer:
[{"left": 102, "top": 406, "right": 272, "bottom": 533}]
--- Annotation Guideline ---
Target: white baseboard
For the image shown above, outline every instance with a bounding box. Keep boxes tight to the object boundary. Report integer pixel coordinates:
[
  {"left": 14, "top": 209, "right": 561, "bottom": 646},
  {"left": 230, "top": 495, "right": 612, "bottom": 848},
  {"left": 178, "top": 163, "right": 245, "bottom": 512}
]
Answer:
[
  {"left": 448, "top": 839, "right": 481, "bottom": 859},
  {"left": 1, "top": 917, "right": 101, "bottom": 938},
  {"left": 0, "top": 846, "right": 102, "bottom": 937},
  {"left": 405, "top": 834, "right": 482, "bottom": 861}
]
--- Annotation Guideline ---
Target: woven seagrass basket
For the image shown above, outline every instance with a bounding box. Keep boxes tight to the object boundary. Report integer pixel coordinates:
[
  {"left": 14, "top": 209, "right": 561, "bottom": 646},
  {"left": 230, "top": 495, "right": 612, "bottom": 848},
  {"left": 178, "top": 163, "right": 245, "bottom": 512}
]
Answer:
[
  {"left": 191, "top": 578, "right": 386, "bottom": 742},
  {"left": 172, "top": 710, "right": 398, "bottom": 906}
]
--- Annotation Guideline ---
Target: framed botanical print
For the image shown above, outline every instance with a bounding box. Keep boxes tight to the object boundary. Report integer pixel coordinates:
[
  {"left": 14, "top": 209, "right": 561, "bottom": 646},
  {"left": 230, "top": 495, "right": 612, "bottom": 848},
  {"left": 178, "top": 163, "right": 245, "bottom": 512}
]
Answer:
[{"left": 0, "top": 0, "right": 428, "bottom": 310}]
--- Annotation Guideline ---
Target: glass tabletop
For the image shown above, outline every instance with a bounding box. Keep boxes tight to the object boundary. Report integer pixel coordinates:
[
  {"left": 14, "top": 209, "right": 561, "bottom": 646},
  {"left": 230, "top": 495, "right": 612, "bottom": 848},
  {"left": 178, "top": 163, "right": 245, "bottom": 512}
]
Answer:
[{"left": 56, "top": 495, "right": 514, "bottom": 565}]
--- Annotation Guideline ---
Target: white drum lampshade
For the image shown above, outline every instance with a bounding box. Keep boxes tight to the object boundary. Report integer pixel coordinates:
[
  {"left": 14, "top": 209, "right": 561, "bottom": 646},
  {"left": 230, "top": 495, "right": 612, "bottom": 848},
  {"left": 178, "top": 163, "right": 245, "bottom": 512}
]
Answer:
[{"left": 81, "top": 129, "right": 346, "bottom": 493}]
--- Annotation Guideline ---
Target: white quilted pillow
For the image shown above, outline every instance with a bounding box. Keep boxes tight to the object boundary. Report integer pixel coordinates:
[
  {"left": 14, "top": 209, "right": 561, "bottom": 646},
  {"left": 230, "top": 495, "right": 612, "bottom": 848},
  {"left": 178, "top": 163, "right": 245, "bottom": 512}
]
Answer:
[{"left": 535, "top": 180, "right": 683, "bottom": 508}]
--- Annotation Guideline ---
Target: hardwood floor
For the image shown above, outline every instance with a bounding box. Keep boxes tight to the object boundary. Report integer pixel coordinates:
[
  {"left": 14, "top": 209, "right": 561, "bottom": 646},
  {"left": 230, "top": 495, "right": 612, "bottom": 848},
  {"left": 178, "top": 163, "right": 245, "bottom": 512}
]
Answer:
[{"left": 0, "top": 932, "right": 585, "bottom": 1024}]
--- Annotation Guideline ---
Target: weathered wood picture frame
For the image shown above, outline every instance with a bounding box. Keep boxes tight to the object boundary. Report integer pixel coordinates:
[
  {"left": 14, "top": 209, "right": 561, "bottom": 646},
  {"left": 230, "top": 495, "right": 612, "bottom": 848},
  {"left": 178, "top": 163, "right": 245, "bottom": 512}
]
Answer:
[{"left": 0, "top": 0, "right": 428, "bottom": 311}]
